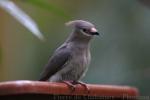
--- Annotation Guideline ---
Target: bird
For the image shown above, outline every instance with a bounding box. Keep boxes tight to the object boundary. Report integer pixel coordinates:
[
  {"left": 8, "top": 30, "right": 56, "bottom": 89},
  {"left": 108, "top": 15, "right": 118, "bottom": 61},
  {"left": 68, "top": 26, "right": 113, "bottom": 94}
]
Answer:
[{"left": 39, "top": 20, "right": 99, "bottom": 92}]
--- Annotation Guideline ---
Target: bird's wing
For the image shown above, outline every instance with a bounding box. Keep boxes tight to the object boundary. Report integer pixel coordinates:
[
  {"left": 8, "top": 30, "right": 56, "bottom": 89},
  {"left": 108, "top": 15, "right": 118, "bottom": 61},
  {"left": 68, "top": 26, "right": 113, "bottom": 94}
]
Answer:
[{"left": 39, "top": 46, "right": 71, "bottom": 81}]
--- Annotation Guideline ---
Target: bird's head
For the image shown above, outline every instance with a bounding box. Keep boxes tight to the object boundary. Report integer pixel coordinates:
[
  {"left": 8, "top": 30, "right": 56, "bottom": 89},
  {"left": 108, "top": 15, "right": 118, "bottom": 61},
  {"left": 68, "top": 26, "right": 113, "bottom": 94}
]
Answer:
[{"left": 66, "top": 20, "right": 99, "bottom": 38}]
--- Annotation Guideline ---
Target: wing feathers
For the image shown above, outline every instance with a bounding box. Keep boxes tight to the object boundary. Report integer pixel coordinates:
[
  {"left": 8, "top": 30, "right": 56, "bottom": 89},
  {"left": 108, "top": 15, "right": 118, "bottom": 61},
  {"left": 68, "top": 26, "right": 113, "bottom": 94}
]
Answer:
[{"left": 39, "top": 46, "right": 71, "bottom": 81}]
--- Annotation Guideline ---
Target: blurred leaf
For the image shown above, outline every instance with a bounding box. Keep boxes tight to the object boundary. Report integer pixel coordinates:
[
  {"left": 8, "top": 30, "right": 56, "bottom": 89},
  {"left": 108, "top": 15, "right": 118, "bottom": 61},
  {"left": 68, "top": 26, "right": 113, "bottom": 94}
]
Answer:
[
  {"left": 25, "top": 0, "right": 71, "bottom": 20},
  {"left": 0, "top": 0, "right": 45, "bottom": 40}
]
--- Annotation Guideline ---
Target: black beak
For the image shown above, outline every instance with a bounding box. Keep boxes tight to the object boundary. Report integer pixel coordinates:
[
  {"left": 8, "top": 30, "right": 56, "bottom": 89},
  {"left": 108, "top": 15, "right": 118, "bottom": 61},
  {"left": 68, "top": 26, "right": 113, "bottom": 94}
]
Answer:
[{"left": 91, "top": 32, "right": 99, "bottom": 35}]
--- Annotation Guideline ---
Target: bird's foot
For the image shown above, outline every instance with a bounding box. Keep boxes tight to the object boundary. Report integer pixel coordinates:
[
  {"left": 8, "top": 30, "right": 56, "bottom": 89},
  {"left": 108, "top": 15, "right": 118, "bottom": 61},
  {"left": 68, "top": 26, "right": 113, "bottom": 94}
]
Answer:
[
  {"left": 62, "top": 81, "right": 76, "bottom": 93},
  {"left": 72, "top": 81, "right": 90, "bottom": 93}
]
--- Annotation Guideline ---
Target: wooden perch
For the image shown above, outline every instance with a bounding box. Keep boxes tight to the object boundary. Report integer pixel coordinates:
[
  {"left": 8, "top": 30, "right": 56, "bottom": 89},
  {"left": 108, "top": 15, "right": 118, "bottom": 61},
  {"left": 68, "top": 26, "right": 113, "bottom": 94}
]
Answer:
[{"left": 0, "top": 80, "right": 139, "bottom": 100}]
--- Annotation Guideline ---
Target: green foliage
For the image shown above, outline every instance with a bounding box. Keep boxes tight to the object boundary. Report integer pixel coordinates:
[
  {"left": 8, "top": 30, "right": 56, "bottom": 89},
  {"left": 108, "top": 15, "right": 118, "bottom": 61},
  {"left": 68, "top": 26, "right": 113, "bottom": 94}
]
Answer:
[{"left": 25, "top": 0, "right": 72, "bottom": 20}]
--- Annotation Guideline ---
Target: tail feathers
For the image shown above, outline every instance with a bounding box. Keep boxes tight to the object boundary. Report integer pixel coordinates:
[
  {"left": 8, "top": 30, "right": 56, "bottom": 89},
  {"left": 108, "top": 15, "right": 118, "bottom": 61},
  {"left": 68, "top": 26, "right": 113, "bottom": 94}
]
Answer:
[{"left": 38, "top": 77, "right": 48, "bottom": 81}]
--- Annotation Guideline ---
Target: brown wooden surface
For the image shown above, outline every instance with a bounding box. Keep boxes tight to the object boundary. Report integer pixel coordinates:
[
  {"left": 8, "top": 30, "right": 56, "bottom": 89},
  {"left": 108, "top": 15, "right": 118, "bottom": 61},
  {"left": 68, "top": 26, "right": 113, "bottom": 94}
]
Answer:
[
  {"left": 0, "top": 80, "right": 139, "bottom": 97},
  {"left": 0, "top": 80, "right": 139, "bottom": 100}
]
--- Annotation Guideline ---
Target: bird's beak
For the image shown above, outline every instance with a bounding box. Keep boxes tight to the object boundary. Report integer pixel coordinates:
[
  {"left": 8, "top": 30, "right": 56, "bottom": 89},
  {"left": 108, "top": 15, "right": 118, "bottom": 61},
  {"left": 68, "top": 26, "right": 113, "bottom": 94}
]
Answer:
[
  {"left": 91, "top": 32, "right": 99, "bottom": 35},
  {"left": 90, "top": 28, "right": 99, "bottom": 35}
]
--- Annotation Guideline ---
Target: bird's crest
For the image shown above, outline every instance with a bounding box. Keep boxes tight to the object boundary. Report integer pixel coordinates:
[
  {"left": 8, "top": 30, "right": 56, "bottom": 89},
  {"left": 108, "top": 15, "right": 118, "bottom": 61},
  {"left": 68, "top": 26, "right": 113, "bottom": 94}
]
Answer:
[
  {"left": 65, "top": 20, "right": 76, "bottom": 27},
  {"left": 65, "top": 20, "right": 86, "bottom": 27}
]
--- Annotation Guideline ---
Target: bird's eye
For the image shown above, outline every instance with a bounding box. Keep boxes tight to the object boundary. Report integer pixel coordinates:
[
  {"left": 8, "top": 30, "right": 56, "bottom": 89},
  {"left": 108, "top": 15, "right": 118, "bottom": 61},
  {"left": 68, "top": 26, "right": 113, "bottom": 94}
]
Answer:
[{"left": 82, "top": 28, "right": 88, "bottom": 33}]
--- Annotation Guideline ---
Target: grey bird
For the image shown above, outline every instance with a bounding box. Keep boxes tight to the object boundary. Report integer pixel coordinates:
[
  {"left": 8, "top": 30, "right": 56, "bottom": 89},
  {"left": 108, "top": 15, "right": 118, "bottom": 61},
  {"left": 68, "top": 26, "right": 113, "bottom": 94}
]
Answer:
[{"left": 39, "top": 20, "right": 99, "bottom": 91}]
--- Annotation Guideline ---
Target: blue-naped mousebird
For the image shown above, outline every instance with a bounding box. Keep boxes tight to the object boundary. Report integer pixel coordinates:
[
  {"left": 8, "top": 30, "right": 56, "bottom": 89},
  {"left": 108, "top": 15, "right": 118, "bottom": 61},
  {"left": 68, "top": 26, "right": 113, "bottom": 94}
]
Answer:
[{"left": 39, "top": 20, "right": 100, "bottom": 92}]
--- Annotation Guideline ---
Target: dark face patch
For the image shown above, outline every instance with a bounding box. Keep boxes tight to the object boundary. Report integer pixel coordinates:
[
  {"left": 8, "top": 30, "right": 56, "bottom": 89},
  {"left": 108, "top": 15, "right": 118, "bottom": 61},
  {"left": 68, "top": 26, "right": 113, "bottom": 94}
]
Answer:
[{"left": 80, "top": 28, "right": 99, "bottom": 36}]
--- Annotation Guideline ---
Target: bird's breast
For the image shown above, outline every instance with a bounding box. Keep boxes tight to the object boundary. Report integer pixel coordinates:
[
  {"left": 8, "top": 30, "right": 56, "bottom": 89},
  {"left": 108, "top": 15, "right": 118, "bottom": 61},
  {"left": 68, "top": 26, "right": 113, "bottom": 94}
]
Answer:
[
  {"left": 72, "top": 48, "right": 91, "bottom": 66},
  {"left": 69, "top": 49, "right": 91, "bottom": 80}
]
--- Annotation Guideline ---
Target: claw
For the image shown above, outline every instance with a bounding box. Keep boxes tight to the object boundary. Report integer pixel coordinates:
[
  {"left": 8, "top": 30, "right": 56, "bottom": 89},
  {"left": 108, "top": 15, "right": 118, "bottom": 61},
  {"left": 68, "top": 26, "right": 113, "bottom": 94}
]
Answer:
[
  {"left": 62, "top": 81, "right": 76, "bottom": 92},
  {"left": 72, "top": 81, "right": 90, "bottom": 93},
  {"left": 62, "top": 81, "right": 90, "bottom": 93}
]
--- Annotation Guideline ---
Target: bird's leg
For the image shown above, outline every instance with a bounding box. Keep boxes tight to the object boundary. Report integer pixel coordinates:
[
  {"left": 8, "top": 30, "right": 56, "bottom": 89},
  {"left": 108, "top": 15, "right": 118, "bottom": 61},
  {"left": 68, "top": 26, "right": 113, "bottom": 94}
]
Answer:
[
  {"left": 62, "top": 81, "right": 76, "bottom": 92},
  {"left": 72, "top": 81, "right": 90, "bottom": 93}
]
